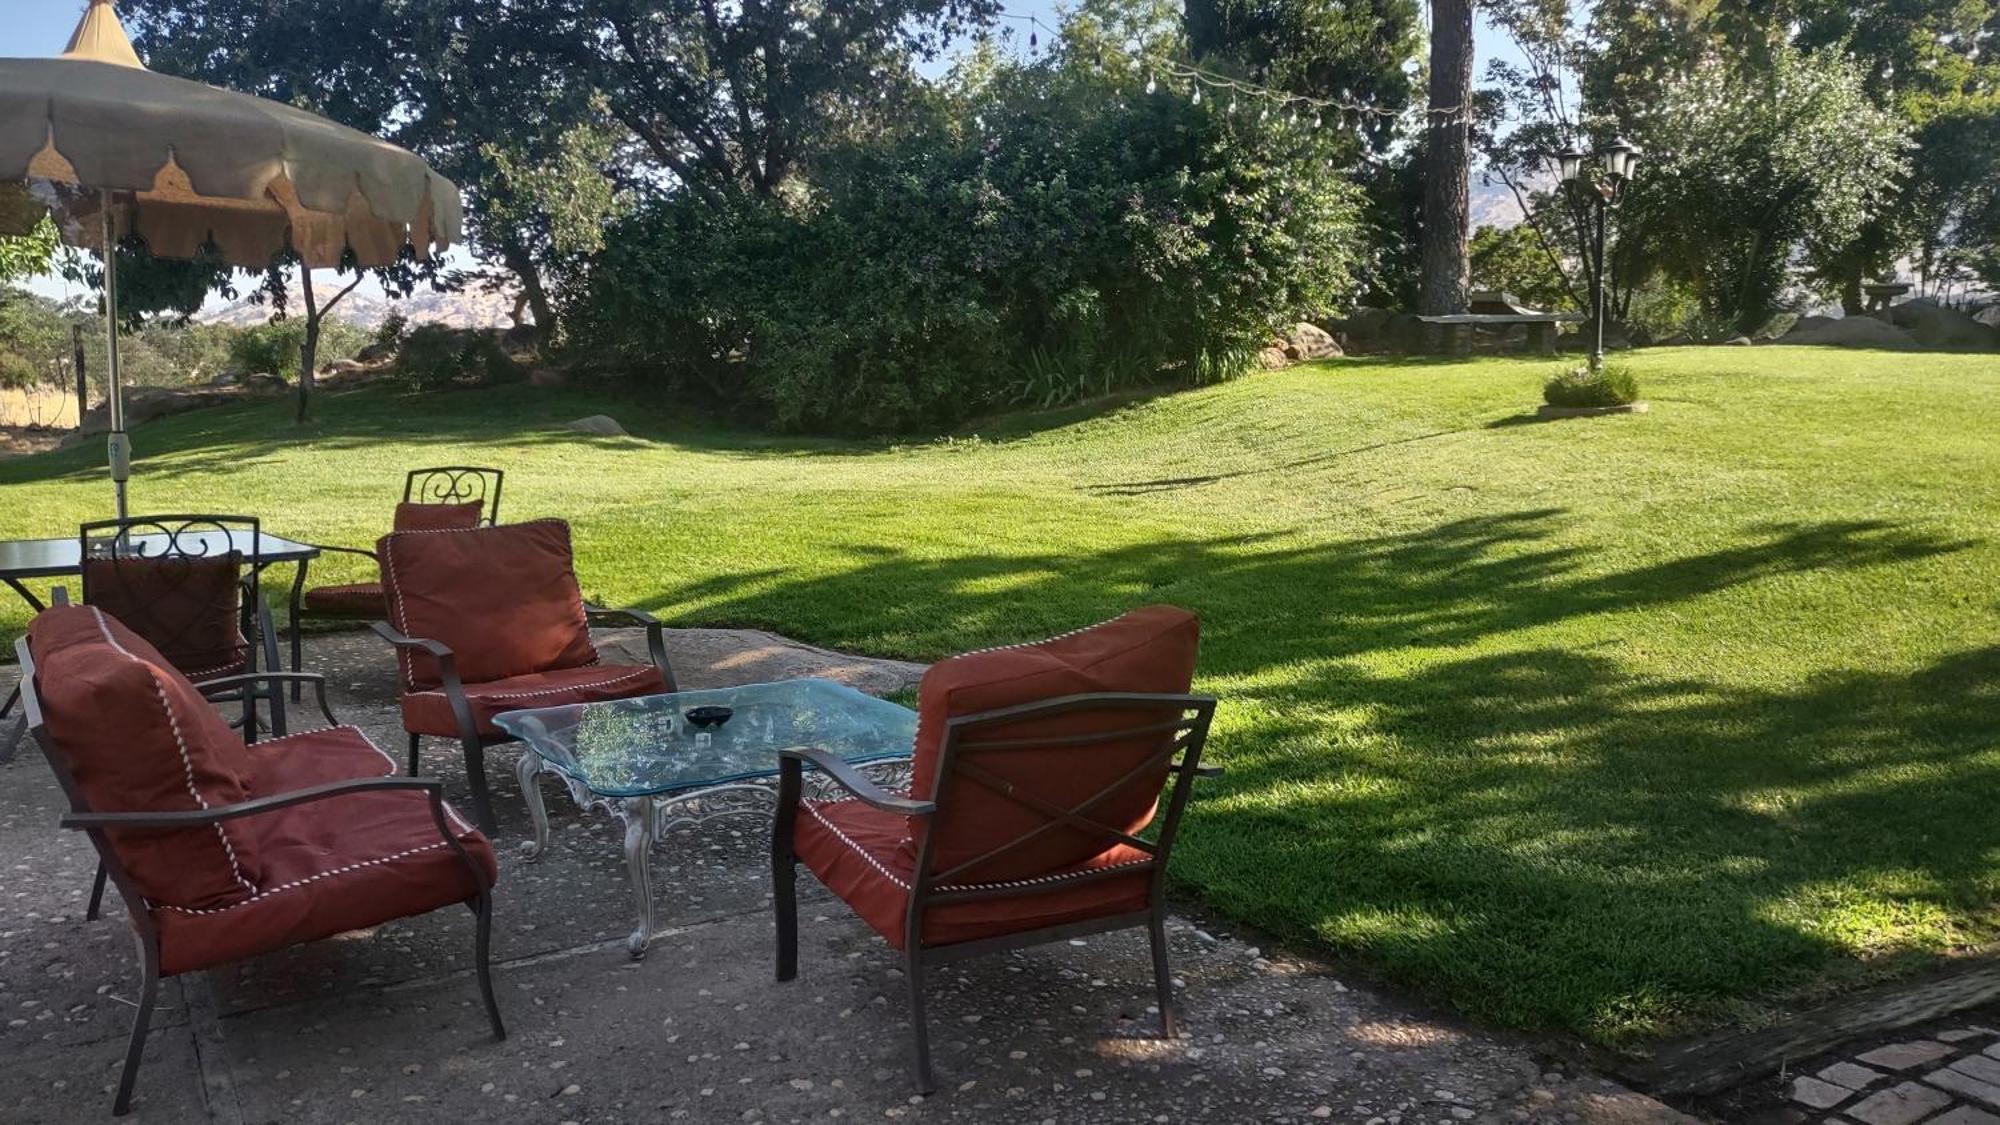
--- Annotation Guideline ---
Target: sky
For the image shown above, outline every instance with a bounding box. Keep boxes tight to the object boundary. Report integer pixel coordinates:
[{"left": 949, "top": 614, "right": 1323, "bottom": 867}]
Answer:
[{"left": 8, "top": 0, "right": 1526, "bottom": 308}]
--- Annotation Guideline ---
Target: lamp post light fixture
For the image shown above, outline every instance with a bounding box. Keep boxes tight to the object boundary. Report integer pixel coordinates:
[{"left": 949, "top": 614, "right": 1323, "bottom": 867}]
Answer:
[{"left": 1555, "top": 136, "right": 1642, "bottom": 371}]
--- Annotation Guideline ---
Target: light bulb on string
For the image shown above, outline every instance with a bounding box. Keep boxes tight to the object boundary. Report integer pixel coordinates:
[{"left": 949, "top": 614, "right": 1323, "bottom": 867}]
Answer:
[
  {"left": 1145, "top": 72, "right": 1156, "bottom": 95},
  {"left": 1191, "top": 86, "right": 1202, "bottom": 105}
]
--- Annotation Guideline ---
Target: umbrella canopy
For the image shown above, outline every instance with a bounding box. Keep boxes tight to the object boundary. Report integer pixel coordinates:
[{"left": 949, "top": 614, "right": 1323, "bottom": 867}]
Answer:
[
  {"left": 0, "top": 0, "right": 461, "bottom": 268},
  {"left": 0, "top": 0, "right": 463, "bottom": 519}
]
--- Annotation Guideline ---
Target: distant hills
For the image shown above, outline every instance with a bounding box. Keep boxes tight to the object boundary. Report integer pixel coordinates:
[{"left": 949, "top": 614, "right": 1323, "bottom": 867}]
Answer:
[{"left": 199, "top": 280, "right": 526, "bottom": 331}]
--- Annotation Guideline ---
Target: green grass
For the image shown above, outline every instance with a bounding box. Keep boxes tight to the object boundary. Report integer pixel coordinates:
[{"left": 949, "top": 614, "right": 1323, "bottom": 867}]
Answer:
[{"left": 6, "top": 347, "right": 2000, "bottom": 1047}]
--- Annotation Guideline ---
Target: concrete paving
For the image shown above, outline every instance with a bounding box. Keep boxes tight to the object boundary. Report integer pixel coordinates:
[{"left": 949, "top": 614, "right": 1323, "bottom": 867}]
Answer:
[{"left": 0, "top": 628, "right": 1693, "bottom": 1124}]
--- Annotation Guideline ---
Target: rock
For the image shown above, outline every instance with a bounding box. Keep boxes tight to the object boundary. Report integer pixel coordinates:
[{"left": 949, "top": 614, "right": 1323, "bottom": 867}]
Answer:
[
  {"left": 1337, "top": 306, "right": 1394, "bottom": 342},
  {"left": 327, "top": 358, "right": 369, "bottom": 375},
  {"left": 1658, "top": 333, "right": 1693, "bottom": 347},
  {"left": 1286, "top": 322, "right": 1343, "bottom": 361},
  {"left": 528, "top": 367, "right": 568, "bottom": 388},
  {"left": 355, "top": 340, "right": 398, "bottom": 365},
  {"left": 61, "top": 385, "right": 246, "bottom": 446},
  {"left": 207, "top": 372, "right": 239, "bottom": 387},
  {"left": 563, "top": 414, "right": 627, "bottom": 437},
  {"left": 1256, "top": 346, "right": 1291, "bottom": 370},
  {"left": 1776, "top": 316, "right": 1919, "bottom": 350},
  {"left": 242, "top": 372, "right": 288, "bottom": 392},
  {"left": 1723, "top": 335, "right": 1754, "bottom": 346},
  {"left": 1886, "top": 299, "right": 1998, "bottom": 351},
  {"left": 1975, "top": 305, "right": 2000, "bottom": 330}
]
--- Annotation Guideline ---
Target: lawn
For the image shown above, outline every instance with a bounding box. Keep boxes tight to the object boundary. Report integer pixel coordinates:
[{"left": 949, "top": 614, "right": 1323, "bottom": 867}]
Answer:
[{"left": 5, "top": 347, "right": 1999, "bottom": 1048}]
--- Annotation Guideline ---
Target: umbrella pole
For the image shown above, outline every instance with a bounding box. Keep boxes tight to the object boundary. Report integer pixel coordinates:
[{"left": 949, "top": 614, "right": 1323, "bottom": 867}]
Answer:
[{"left": 101, "top": 189, "right": 129, "bottom": 521}]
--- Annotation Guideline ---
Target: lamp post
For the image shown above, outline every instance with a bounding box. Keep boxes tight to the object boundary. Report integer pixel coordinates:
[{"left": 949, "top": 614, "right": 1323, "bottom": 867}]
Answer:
[{"left": 1554, "top": 137, "right": 1641, "bottom": 372}]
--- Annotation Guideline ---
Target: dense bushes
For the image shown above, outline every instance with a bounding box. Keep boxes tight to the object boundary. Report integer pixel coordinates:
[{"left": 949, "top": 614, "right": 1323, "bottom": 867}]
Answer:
[
  {"left": 563, "top": 60, "right": 1362, "bottom": 433},
  {"left": 1544, "top": 363, "right": 1640, "bottom": 408},
  {"left": 225, "top": 318, "right": 368, "bottom": 382}
]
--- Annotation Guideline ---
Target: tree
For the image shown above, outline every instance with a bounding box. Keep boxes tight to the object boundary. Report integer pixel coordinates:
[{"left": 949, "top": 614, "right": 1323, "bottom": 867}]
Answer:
[
  {"left": 1183, "top": 0, "right": 1419, "bottom": 149},
  {"left": 1417, "top": 0, "right": 1474, "bottom": 316},
  {"left": 1624, "top": 45, "right": 1909, "bottom": 333},
  {"left": 0, "top": 218, "right": 57, "bottom": 285}
]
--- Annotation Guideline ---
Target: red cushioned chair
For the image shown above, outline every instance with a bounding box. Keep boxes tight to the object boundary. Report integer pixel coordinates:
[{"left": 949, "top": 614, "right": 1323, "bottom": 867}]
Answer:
[
  {"left": 17, "top": 604, "right": 503, "bottom": 1117},
  {"left": 773, "top": 606, "right": 1219, "bottom": 1093},
  {"left": 78, "top": 514, "right": 290, "bottom": 742},
  {"left": 290, "top": 466, "right": 504, "bottom": 678},
  {"left": 372, "top": 518, "right": 677, "bottom": 832}
]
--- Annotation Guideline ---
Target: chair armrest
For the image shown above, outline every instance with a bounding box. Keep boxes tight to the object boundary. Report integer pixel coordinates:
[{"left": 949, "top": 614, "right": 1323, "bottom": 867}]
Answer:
[
  {"left": 583, "top": 603, "right": 657, "bottom": 628},
  {"left": 368, "top": 621, "right": 457, "bottom": 662},
  {"left": 198, "top": 672, "right": 338, "bottom": 728},
  {"left": 583, "top": 603, "right": 679, "bottom": 692},
  {"left": 61, "top": 777, "right": 445, "bottom": 829},
  {"left": 779, "top": 748, "right": 935, "bottom": 816}
]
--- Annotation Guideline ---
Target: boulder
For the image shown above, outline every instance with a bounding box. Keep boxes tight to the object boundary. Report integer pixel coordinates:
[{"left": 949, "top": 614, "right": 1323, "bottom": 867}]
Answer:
[
  {"left": 355, "top": 340, "right": 398, "bottom": 365},
  {"left": 1775, "top": 315, "right": 1919, "bottom": 350},
  {"left": 242, "top": 372, "right": 288, "bottom": 392},
  {"left": 1723, "top": 335, "right": 1754, "bottom": 346},
  {"left": 1336, "top": 306, "right": 1394, "bottom": 342},
  {"left": 1975, "top": 305, "right": 2000, "bottom": 330},
  {"left": 1658, "top": 333, "right": 1694, "bottom": 347},
  {"left": 564, "top": 414, "right": 627, "bottom": 437},
  {"left": 1886, "top": 299, "right": 1998, "bottom": 351},
  {"left": 528, "top": 367, "right": 568, "bottom": 388},
  {"left": 1286, "top": 321, "right": 1342, "bottom": 361},
  {"left": 1255, "top": 346, "right": 1291, "bottom": 370},
  {"left": 62, "top": 385, "right": 244, "bottom": 445}
]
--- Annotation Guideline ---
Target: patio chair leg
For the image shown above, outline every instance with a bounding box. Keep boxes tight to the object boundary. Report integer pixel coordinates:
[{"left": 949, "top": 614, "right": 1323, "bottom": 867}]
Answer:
[
  {"left": 86, "top": 859, "right": 108, "bottom": 921},
  {"left": 470, "top": 893, "right": 506, "bottom": 1041},
  {"left": 407, "top": 732, "right": 422, "bottom": 776},
  {"left": 773, "top": 843, "right": 798, "bottom": 983},
  {"left": 906, "top": 951, "right": 935, "bottom": 1095},
  {"left": 462, "top": 737, "right": 497, "bottom": 835},
  {"left": 112, "top": 940, "right": 159, "bottom": 1116},
  {"left": 1149, "top": 910, "right": 1177, "bottom": 1039}
]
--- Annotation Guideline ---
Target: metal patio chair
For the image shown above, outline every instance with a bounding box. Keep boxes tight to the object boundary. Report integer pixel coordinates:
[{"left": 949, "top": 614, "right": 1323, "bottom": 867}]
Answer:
[
  {"left": 772, "top": 606, "right": 1219, "bottom": 1093},
  {"left": 77, "top": 514, "right": 286, "bottom": 739},
  {"left": 372, "top": 518, "right": 677, "bottom": 833},
  {"left": 291, "top": 466, "right": 505, "bottom": 673},
  {"left": 18, "top": 603, "right": 504, "bottom": 1117}
]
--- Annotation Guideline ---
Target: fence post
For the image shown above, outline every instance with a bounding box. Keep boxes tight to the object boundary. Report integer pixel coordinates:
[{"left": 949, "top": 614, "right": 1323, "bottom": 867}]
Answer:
[{"left": 71, "top": 322, "right": 87, "bottom": 427}]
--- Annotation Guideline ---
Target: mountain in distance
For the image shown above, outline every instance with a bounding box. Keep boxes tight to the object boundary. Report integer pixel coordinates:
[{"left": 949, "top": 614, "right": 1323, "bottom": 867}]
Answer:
[{"left": 200, "top": 279, "right": 526, "bottom": 331}]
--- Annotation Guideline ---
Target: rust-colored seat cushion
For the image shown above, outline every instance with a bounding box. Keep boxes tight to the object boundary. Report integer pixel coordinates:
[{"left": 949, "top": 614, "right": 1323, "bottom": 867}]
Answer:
[
  {"left": 81, "top": 554, "right": 248, "bottom": 681},
  {"left": 392, "top": 500, "right": 484, "bottom": 533},
  {"left": 378, "top": 519, "right": 597, "bottom": 690},
  {"left": 401, "top": 663, "right": 670, "bottom": 737},
  {"left": 151, "top": 723, "right": 496, "bottom": 976},
  {"left": 26, "top": 605, "right": 263, "bottom": 912},
  {"left": 301, "top": 581, "right": 385, "bottom": 616},
  {"left": 903, "top": 606, "right": 1200, "bottom": 883},
  {"left": 794, "top": 798, "right": 1153, "bottom": 950}
]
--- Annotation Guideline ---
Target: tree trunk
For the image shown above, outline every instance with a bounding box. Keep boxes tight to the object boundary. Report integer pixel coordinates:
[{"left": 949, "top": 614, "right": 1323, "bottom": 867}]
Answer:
[
  {"left": 1418, "top": 0, "right": 1474, "bottom": 317},
  {"left": 1839, "top": 273, "right": 1864, "bottom": 316},
  {"left": 297, "top": 269, "right": 319, "bottom": 425},
  {"left": 502, "top": 240, "right": 556, "bottom": 339}
]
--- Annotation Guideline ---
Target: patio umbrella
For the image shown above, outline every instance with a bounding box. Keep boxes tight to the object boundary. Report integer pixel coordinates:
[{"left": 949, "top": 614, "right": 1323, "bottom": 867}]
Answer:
[{"left": 0, "top": 0, "right": 461, "bottom": 519}]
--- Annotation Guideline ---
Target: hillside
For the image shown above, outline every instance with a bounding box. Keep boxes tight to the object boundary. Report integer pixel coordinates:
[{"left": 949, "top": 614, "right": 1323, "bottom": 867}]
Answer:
[{"left": 200, "top": 280, "right": 526, "bottom": 331}]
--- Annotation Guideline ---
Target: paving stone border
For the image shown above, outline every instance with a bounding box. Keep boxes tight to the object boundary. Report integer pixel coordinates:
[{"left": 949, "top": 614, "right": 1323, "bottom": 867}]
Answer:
[{"left": 1700, "top": 1015, "right": 2000, "bottom": 1124}]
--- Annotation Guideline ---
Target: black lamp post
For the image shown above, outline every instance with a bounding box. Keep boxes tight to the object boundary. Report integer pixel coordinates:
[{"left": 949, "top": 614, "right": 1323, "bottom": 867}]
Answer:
[{"left": 1555, "top": 137, "right": 1641, "bottom": 371}]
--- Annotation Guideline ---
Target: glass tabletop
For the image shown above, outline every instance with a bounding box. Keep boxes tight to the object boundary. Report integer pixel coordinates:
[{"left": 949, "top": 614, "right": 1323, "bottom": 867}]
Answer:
[{"left": 491, "top": 678, "right": 918, "bottom": 799}]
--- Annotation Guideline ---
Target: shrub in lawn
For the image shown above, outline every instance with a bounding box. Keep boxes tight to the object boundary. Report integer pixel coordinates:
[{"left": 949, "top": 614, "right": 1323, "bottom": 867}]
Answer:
[
  {"left": 1544, "top": 363, "right": 1640, "bottom": 408},
  {"left": 563, "top": 56, "right": 1364, "bottom": 434}
]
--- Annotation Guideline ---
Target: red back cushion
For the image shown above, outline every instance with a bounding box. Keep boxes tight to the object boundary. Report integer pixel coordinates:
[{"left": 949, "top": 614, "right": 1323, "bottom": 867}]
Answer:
[
  {"left": 907, "top": 606, "right": 1200, "bottom": 883},
  {"left": 378, "top": 519, "right": 597, "bottom": 689},
  {"left": 26, "top": 605, "right": 262, "bottom": 911},
  {"left": 81, "top": 553, "right": 247, "bottom": 679},
  {"left": 392, "top": 500, "right": 484, "bottom": 533}
]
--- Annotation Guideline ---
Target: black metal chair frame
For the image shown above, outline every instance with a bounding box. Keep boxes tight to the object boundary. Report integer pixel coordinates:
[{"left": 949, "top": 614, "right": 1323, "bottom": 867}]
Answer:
[
  {"left": 13, "top": 636, "right": 505, "bottom": 1117},
  {"left": 773, "top": 691, "right": 1219, "bottom": 1093},
  {"left": 77, "top": 514, "right": 287, "bottom": 742},
  {"left": 371, "top": 604, "right": 678, "bottom": 834},
  {"left": 287, "top": 467, "right": 506, "bottom": 693}
]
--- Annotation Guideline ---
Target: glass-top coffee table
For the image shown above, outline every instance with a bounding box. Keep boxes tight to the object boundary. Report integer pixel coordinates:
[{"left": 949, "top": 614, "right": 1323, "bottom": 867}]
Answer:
[{"left": 493, "top": 678, "right": 918, "bottom": 957}]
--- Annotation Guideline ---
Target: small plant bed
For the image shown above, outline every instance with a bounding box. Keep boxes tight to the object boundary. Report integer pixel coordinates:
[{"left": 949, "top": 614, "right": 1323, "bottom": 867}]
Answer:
[{"left": 1539, "top": 362, "right": 1647, "bottom": 419}]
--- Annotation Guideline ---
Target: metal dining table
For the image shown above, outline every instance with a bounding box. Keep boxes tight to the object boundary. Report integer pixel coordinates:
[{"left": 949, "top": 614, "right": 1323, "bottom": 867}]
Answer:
[{"left": 0, "top": 529, "right": 320, "bottom": 717}]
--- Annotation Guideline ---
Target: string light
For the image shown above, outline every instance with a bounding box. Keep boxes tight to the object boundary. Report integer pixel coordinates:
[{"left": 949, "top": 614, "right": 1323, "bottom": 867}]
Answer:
[{"left": 991, "top": 8, "right": 1474, "bottom": 125}]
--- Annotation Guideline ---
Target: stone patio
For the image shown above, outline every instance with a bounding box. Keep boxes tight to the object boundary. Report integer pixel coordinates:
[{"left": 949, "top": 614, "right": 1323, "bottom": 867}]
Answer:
[{"left": 0, "top": 628, "right": 1694, "bottom": 1123}]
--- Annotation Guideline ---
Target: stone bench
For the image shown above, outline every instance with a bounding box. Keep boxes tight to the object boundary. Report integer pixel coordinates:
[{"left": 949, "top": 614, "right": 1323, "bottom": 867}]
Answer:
[{"left": 1416, "top": 313, "right": 1584, "bottom": 356}]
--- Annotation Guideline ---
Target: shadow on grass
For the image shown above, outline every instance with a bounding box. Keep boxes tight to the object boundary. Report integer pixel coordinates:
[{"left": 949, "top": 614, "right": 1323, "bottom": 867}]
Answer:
[{"left": 631, "top": 509, "right": 1988, "bottom": 1042}]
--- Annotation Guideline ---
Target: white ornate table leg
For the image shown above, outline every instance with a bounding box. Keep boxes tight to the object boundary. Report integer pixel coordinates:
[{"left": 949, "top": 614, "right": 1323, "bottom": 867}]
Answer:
[
  {"left": 620, "top": 797, "right": 661, "bottom": 958},
  {"left": 516, "top": 751, "right": 552, "bottom": 860}
]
